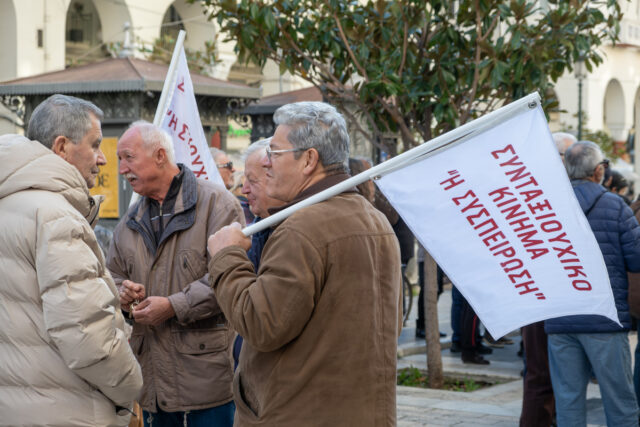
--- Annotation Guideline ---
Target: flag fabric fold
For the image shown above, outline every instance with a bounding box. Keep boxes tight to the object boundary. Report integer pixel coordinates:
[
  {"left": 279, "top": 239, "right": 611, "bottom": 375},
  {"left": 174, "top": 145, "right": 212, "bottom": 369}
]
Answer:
[
  {"left": 159, "top": 48, "right": 224, "bottom": 187},
  {"left": 376, "top": 103, "right": 619, "bottom": 338}
]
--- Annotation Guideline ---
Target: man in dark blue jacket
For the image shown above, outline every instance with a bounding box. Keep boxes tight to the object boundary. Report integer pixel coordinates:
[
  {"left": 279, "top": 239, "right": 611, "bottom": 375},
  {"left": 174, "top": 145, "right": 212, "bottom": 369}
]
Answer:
[
  {"left": 545, "top": 140, "right": 640, "bottom": 426},
  {"left": 232, "top": 138, "right": 284, "bottom": 368}
]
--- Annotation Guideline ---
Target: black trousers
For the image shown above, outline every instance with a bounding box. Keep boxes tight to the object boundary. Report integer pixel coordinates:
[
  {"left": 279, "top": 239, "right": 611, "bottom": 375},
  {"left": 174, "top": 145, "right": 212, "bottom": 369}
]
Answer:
[
  {"left": 416, "top": 262, "right": 444, "bottom": 329},
  {"left": 519, "top": 321, "right": 554, "bottom": 427},
  {"left": 460, "top": 295, "right": 481, "bottom": 355}
]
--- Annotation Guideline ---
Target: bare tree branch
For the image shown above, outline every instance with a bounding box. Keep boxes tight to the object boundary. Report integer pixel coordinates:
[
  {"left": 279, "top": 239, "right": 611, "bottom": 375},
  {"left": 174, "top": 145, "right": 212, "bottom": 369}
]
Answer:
[
  {"left": 398, "top": 20, "right": 409, "bottom": 80},
  {"left": 331, "top": 11, "right": 369, "bottom": 81}
]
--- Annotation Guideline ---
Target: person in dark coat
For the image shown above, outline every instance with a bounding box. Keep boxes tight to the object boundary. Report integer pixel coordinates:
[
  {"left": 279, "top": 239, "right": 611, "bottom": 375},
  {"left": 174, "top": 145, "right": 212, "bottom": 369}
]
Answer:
[
  {"left": 545, "top": 140, "right": 640, "bottom": 426},
  {"left": 231, "top": 138, "right": 285, "bottom": 369},
  {"left": 519, "top": 131, "right": 577, "bottom": 427}
]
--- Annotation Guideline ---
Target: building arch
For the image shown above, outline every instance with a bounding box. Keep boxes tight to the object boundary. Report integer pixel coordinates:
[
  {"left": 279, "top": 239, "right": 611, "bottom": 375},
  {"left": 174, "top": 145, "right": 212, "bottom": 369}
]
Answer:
[
  {"left": 93, "top": 0, "right": 132, "bottom": 49},
  {"left": 603, "top": 78, "right": 626, "bottom": 141},
  {"left": 65, "top": 0, "right": 108, "bottom": 66},
  {"left": 0, "top": 0, "right": 17, "bottom": 82},
  {"left": 166, "top": 1, "right": 215, "bottom": 52}
]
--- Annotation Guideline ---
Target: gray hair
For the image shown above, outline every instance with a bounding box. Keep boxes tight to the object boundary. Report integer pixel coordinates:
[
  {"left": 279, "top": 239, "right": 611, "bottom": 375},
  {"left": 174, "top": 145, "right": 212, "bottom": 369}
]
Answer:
[
  {"left": 209, "top": 147, "right": 226, "bottom": 162},
  {"left": 129, "top": 120, "right": 175, "bottom": 163},
  {"left": 552, "top": 132, "right": 577, "bottom": 154},
  {"left": 564, "top": 140, "right": 604, "bottom": 180},
  {"left": 242, "top": 138, "right": 270, "bottom": 164},
  {"left": 273, "top": 102, "right": 349, "bottom": 167},
  {"left": 27, "top": 94, "right": 103, "bottom": 149}
]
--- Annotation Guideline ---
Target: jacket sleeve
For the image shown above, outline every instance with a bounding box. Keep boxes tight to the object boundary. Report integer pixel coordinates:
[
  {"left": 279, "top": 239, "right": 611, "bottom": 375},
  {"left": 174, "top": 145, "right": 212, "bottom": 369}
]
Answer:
[
  {"left": 36, "top": 213, "right": 142, "bottom": 407},
  {"left": 619, "top": 202, "right": 640, "bottom": 272},
  {"left": 169, "top": 191, "right": 247, "bottom": 324},
  {"left": 208, "top": 226, "right": 322, "bottom": 352}
]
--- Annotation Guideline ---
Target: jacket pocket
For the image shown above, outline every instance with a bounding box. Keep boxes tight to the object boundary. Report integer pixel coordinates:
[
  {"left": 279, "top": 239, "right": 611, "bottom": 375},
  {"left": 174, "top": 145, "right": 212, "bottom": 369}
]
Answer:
[
  {"left": 235, "top": 372, "right": 260, "bottom": 419},
  {"left": 173, "top": 326, "right": 228, "bottom": 355},
  {"left": 178, "top": 249, "right": 206, "bottom": 280},
  {"left": 129, "top": 333, "right": 145, "bottom": 356}
]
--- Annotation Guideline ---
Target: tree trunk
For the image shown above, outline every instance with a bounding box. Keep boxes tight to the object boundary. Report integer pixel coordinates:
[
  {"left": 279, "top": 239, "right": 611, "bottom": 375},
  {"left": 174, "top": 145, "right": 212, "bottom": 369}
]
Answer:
[{"left": 424, "top": 249, "right": 443, "bottom": 388}]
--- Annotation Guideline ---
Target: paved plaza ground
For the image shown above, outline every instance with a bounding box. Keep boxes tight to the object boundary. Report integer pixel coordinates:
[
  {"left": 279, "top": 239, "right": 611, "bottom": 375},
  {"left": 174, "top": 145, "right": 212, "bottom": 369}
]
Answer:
[{"left": 394, "top": 285, "right": 632, "bottom": 426}]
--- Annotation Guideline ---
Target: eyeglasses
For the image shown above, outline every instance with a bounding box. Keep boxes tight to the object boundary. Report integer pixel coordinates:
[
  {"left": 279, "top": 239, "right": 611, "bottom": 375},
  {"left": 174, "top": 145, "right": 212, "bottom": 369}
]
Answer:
[
  {"left": 265, "top": 146, "right": 308, "bottom": 161},
  {"left": 598, "top": 158, "right": 610, "bottom": 169},
  {"left": 217, "top": 161, "right": 233, "bottom": 170}
]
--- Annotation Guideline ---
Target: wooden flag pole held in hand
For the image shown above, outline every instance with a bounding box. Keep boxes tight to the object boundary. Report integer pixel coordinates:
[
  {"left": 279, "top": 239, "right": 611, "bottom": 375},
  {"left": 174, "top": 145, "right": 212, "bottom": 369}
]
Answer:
[
  {"left": 128, "top": 30, "right": 186, "bottom": 207},
  {"left": 242, "top": 92, "right": 541, "bottom": 237}
]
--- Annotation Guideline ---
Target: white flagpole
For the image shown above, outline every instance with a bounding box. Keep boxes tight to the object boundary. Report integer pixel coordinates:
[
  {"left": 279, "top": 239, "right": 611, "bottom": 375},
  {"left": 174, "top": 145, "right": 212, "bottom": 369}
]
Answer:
[
  {"left": 129, "top": 30, "right": 187, "bottom": 207},
  {"left": 242, "top": 91, "right": 541, "bottom": 236},
  {"left": 154, "top": 30, "right": 187, "bottom": 126}
]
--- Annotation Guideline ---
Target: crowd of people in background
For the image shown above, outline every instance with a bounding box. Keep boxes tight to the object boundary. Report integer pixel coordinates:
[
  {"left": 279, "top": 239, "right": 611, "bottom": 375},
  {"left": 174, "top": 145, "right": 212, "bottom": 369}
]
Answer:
[
  {"left": 0, "top": 95, "right": 402, "bottom": 427},
  {"left": 201, "top": 129, "right": 640, "bottom": 426},
  {"left": 3, "top": 93, "right": 640, "bottom": 426}
]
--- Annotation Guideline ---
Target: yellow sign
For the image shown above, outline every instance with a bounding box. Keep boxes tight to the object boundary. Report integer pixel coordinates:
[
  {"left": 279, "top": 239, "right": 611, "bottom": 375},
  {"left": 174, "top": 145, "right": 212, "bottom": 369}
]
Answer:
[{"left": 90, "top": 137, "right": 119, "bottom": 218}]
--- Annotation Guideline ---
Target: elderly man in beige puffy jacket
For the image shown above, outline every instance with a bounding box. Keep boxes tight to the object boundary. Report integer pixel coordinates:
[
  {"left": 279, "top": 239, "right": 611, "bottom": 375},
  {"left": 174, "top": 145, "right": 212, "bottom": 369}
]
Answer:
[{"left": 0, "top": 94, "right": 143, "bottom": 426}]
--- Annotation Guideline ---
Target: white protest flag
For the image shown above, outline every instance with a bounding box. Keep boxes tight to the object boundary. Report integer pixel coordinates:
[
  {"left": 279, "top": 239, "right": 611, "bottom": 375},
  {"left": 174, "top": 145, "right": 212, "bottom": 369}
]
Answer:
[
  {"left": 375, "top": 97, "right": 619, "bottom": 338},
  {"left": 159, "top": 48, "right": 224, "bottom": 187}
]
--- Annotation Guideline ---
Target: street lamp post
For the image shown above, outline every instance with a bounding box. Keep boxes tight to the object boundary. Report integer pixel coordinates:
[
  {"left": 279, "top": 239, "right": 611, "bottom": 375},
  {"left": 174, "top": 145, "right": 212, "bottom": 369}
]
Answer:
[{"left": 575, "top": 59, "right": 586, "bottom": 140}]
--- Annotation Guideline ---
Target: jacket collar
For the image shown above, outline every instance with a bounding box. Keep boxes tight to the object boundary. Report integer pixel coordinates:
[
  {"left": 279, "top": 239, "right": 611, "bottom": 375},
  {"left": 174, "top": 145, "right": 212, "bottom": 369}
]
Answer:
[
  {"left": 127, "top": 164, "right": 199, "bottom": 255},
  {"left": 268, "top": 172, "right": 356, "bottom": 216},
  {"left": 571, "top": 179, "right": 607, "bottom": 213}
]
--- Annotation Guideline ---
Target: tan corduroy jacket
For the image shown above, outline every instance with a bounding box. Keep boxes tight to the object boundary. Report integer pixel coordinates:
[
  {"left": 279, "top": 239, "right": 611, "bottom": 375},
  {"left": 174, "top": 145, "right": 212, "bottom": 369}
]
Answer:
[
  {"left": 0, "top": 134, "right": 142, "bottom": 426},
  {"left": 209, "top": 175, "right": 403, "bottom": 426},
  {"left": 107, "top": 168, "right": 245, "bottom": 413}
]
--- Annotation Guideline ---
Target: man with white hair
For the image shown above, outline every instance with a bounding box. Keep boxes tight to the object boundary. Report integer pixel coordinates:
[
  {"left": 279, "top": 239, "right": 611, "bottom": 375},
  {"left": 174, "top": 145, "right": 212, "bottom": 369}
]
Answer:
[
  {"left": 552, "top": 131, "right": 577, "bottom": 158},
  {"left": 240, "top": 138, "right": 284, "bottom": 266},
  {"left": 107, "top": 121, "right": 245, "bottom": 426},
  {"left": 230, "top": 138, "right": 285, "bottom": 368},
  {"left": 545, "top": 140, "right": 640, "bottom": 425},
  {"left": 207, "top": 102, "right": 402, "bottom": 425}
]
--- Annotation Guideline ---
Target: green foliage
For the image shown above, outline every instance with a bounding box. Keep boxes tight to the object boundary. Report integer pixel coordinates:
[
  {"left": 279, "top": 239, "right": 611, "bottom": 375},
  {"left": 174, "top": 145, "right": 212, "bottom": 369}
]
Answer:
[
  {"left": 397, "top": 366, "right": 427, "bottom": 386},
  {"left": 228, "top": 124, "right": 252, "bottom": 137},
  {"left": 397, "top": 367, "right": 489, "bottom": 392},
  {"left": 144, "top": 35, "right": 219, "bottom": 76},
  {"left": 108, "top": 35, "right": 220, "bottom": 77},
  {"left": 584, "top": 129, "right": 618, "bottom": 160},
  {"left": 560, "top": 112, "right": 619, "bottom": 160},
  {"left": 193, "top": 0, "right": 622, "bottom": 154}
]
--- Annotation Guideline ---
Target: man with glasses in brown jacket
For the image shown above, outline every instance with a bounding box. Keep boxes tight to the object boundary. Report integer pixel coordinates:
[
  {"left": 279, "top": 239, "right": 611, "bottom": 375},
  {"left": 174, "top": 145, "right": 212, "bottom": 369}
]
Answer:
[{"left": 207, "top": 102, "right": 402, "bottom": 426}]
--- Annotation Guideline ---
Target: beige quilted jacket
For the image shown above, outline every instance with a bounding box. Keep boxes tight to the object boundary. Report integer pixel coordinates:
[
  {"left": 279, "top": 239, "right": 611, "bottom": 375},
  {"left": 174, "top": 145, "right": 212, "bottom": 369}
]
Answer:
[{"left": 0, "top": 134, "right": 142, "bottom": 426}]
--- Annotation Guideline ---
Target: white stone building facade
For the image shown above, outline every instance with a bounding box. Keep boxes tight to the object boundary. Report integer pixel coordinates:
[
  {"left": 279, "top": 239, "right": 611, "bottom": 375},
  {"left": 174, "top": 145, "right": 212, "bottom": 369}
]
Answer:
[
  {"left": 2, "top": 0, "right": 640, "bottom": 176},
  {"left": 0, "top": 0, "right": 307, "bottom": 133}
]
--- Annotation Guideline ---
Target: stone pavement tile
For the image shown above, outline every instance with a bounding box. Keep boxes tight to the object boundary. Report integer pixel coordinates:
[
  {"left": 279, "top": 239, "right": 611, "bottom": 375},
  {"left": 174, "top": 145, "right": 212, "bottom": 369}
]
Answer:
[
  {"left": 453, "top": 416, "right": 517, "bottom": 427},
  {"left": 398, "top": 351, "right": 522, "bottom": 382},
  {"left": 433, "top": 400, "right": 519, "bottom": 417},
  {"left": 397, "top": 287, "right": 633, "bottom": 427},
  {"left": 397, "top": 408, "right": 518, "bottom": 427}
]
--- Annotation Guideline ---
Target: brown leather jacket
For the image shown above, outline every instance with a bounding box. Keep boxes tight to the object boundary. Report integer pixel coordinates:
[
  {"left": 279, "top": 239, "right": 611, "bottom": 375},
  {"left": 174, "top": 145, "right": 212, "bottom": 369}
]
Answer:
[
  {"left": 107, "top": 167, "right": 244, "bottom": 413},
  {"left": 209, "top": 174, "right": 402, "bottom": 426}
]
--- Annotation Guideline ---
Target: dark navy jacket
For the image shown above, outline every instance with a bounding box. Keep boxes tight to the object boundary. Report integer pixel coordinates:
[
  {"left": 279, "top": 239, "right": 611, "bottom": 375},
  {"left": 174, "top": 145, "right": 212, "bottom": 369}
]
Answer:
[
  {"left": 545, "top": 180, "right": 640, "bottom": 334},
  {"left": 233, "top": 217, "right": 273, "bottom": 369},
  {"left": 246, "top": 217, "right": 273, "bottom": 270}
]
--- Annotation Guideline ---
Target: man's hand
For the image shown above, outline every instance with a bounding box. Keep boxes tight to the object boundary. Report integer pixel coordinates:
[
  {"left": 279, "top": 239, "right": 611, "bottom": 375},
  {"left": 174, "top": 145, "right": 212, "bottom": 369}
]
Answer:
[
  {"left": 119, "top": 280, "right": 146, "bottom": 310},
  {"left": 132, "top": 297, "right": 175, "bottom": 325},
  {"left": 207, "top": 222, "right": 251, "bottom": 257}
]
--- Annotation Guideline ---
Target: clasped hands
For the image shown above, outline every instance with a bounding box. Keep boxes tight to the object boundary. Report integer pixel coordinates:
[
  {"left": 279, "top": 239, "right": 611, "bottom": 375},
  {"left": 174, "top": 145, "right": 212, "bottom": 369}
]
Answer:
[{"left": 119, "top": 280, "right": 175, "bottom": 325}]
